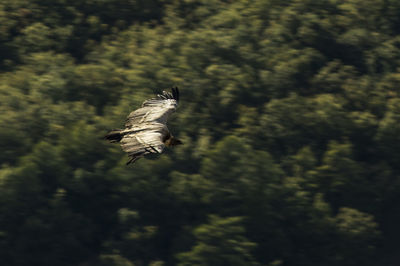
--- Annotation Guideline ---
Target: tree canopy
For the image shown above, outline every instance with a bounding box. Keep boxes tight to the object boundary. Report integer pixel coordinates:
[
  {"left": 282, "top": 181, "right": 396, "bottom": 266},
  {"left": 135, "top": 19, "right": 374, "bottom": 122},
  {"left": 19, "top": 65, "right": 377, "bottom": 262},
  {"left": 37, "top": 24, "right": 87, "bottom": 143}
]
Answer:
[{"left": 1, "top": 0, "right": 399, "bottom": 265}]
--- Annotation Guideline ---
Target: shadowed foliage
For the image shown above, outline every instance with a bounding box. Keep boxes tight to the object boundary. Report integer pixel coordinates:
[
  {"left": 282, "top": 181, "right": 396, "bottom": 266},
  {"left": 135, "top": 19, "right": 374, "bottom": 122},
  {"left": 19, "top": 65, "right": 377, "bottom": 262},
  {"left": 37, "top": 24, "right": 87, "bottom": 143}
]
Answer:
[{"left": 0, "top": 0, "right": 399, "bottom": 265}]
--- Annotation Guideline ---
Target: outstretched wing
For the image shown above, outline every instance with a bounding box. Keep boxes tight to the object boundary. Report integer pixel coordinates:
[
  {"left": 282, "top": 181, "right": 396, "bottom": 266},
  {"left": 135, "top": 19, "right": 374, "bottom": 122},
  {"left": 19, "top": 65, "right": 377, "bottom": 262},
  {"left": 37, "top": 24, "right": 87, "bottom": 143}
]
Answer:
[
  {"left": 120, "top": 124, "right": 167, "bottom": 164},
  {"left": 125, "top": 87, "right": 179, "bottom": 127}
]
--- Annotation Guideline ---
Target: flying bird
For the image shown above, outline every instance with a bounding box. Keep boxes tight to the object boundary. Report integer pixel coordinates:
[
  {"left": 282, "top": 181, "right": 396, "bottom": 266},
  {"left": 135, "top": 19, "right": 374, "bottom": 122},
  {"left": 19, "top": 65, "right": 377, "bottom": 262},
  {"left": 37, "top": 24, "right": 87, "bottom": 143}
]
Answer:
[{"left": 105, "top": 87, "right": 182, "bottom": 164}]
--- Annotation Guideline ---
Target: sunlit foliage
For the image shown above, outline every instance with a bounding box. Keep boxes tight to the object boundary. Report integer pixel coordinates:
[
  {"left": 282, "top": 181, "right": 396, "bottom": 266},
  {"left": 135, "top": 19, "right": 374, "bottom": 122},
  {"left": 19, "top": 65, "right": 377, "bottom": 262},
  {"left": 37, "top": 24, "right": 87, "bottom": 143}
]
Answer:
[{"left": 0, "top": 0, "right": 398, "bottom": 265}]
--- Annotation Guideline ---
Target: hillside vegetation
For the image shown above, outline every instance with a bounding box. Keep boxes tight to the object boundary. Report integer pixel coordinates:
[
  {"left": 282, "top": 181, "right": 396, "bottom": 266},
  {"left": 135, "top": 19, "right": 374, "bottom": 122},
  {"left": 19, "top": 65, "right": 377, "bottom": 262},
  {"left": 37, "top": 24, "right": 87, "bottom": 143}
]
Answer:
[{"left": 1, "top": 0, "right": 400, "bottom": 265}]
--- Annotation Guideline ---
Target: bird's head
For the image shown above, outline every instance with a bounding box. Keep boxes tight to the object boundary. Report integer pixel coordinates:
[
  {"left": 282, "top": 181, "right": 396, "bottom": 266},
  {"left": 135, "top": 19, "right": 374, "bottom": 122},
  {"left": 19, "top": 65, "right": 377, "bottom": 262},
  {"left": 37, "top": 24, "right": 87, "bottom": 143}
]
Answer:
[{"left": 165, "top": 136, "right": 183, "bottom": 147}]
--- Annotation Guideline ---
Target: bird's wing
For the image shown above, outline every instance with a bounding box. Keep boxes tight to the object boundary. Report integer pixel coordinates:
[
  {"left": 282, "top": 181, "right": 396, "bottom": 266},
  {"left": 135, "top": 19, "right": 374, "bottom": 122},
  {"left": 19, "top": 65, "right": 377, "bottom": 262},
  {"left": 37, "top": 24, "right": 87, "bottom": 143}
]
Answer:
[
  {"left": 125, "top": 87, "right": 179, "bottom": 127},
  {"left": 120, "top": 125, "right": 166, "bottom": 162}
]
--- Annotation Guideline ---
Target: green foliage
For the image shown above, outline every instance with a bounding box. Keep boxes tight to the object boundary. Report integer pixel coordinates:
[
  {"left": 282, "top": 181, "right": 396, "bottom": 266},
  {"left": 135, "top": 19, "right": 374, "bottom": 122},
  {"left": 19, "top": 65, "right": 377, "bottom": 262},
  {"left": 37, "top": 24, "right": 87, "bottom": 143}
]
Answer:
[
  {"left": 1, "top": 0, "right": 400, "bottom": 265},
  {"left": 98, "top": 254, "right": 135, "bottom": 266},
  {"left": 177, "top": 215, "right": 259, "bottom": 266},
  {"left": 376, "top": 98, "right": 400, "bottom": 164},
  {"left": 334, "top": 207, "right": 381, "bottom": 266}
]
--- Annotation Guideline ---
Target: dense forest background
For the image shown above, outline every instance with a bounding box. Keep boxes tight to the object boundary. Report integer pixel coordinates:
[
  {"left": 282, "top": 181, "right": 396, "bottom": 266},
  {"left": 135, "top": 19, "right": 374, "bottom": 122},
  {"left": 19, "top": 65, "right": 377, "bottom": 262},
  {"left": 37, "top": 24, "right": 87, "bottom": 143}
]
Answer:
[{"left": 1, "top": 0, "right": 400, "bottom": 265}]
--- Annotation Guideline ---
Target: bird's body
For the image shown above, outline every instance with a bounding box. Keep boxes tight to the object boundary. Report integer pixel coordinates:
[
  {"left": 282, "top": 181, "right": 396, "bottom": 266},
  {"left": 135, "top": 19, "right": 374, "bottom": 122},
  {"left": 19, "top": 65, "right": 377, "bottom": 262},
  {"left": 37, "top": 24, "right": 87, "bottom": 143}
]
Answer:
[{"left": 105, "top": 87, "right": 181, "bottom": 164}]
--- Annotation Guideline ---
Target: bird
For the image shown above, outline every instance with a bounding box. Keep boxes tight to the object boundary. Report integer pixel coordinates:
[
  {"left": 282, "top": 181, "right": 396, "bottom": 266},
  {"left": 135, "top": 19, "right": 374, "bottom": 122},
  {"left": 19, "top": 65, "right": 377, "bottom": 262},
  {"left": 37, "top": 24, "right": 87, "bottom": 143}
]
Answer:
[{"left": 105, "top": 87, "right": 182, "bottom": 164}]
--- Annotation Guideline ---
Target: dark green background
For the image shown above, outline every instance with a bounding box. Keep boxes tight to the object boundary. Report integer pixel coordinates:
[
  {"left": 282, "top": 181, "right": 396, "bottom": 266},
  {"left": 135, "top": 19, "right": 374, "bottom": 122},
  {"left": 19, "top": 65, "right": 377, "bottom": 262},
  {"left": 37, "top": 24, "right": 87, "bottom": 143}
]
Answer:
[{"left": 1, "top": 0, "right": 399, "bottom": 265}]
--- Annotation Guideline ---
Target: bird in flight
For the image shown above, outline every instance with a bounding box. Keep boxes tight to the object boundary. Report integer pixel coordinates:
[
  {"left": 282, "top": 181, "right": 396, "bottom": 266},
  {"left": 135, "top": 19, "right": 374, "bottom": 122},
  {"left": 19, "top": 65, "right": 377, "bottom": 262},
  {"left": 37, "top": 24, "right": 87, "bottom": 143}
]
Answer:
[{"left": 105, "top": 87, "right": 182, "bottom": 164}]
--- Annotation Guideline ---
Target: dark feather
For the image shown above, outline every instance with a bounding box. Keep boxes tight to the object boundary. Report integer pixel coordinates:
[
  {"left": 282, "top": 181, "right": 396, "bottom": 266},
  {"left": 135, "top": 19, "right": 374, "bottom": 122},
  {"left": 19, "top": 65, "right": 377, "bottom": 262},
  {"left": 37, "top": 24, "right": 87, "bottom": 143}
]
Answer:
[
  {"left": 126, "top": 155, "right": 141, "bottom": 165},
  {"left": 172, "top": 87, "right": 179, "bottom": 102},
  {"left": 104, "top": 129, "right": 122, "bottom": 143}
]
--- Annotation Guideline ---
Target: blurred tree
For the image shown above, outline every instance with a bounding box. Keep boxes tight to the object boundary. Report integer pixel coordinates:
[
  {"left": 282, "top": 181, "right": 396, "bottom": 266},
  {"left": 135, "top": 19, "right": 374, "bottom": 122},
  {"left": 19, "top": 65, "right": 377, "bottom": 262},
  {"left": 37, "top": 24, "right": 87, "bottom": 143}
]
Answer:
[
  {"left": 0, "top": 0, "right": 399, "bottom": 265},
  {"left": 334, "top": 207, "right": 380, "bottom": 266},
  {"left": 376, "top": 98, "right": 400, "bottom": 167},
  {"left": 177, "top": 215, "right": 259, "bottom": 266},
  {"left": 313, "top": 141, "right": 363, "bottom": 210}
]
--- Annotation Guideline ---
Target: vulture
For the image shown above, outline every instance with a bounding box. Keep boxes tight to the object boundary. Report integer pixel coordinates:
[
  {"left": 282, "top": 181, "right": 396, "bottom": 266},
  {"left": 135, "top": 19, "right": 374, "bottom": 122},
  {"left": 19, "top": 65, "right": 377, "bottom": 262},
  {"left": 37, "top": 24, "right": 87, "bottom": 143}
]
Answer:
[{"left": 105, "top": 87, "right": 182, "bottom": 164}]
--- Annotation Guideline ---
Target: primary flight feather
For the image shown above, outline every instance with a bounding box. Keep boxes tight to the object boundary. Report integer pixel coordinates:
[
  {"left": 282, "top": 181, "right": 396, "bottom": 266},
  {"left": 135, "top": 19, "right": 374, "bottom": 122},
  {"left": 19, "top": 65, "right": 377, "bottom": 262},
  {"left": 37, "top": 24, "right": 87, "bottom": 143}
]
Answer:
[{"left": 105, "top": 87, "right": 182, "bottom": 164}]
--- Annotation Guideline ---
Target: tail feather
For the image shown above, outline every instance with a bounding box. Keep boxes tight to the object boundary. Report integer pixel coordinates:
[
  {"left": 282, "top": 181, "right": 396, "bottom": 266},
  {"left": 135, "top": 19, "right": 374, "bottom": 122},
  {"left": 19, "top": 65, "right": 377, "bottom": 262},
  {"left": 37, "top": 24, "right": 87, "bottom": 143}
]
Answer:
[{"left": 104, "top": 129, "right": 122, "bottom": 143}]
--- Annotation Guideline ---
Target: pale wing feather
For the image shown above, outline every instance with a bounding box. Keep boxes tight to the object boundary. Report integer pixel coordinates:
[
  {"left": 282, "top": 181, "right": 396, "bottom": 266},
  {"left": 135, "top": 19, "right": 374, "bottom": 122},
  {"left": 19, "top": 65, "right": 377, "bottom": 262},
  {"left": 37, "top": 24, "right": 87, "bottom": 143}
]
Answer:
[
  {"left": 125, "top": 96, "right": 178, "bottom": 127},
  {"left": 120, "top": 130, "right": 165, "bottom": 155},
  {"left": 120, "top": 123, "right": 167, "bottom": 155}
]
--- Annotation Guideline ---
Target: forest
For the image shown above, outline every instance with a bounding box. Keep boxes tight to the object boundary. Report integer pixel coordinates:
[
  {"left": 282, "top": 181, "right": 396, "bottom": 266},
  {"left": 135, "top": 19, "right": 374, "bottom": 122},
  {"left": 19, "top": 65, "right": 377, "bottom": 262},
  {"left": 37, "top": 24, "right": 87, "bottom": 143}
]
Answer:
[{"left": 1, "top": 0, "right": 400, "bottom": 265}]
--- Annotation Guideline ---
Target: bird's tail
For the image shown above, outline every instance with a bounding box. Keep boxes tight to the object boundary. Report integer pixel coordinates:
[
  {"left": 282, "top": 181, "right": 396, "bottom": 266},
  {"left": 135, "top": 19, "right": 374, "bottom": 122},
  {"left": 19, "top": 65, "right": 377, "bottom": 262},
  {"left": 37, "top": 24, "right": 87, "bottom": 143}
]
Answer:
[{"left": 104, "top": 129, "right": 123, "bottom": 143}]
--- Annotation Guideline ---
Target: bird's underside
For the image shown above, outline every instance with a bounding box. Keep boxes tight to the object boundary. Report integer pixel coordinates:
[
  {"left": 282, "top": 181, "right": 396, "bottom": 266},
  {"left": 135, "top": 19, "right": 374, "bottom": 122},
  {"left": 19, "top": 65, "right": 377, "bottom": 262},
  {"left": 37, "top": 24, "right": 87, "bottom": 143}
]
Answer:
[
  {"left": 104, "top": 87, "right": 181, "bottom": 164},
  {"left": 120, "top": 124, "right": 169, "bottom": 164}
]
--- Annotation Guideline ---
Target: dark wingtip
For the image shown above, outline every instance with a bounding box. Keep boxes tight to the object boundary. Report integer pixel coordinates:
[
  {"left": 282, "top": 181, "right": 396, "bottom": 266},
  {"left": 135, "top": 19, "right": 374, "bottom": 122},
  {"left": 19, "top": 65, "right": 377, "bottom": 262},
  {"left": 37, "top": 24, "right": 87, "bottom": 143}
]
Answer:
[
  {"left": 172, "top": 87, "right": 179, "bottom": 102},
  {"left": 158, "top": 87, "right": 179, "bottom": 101}
]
